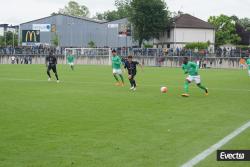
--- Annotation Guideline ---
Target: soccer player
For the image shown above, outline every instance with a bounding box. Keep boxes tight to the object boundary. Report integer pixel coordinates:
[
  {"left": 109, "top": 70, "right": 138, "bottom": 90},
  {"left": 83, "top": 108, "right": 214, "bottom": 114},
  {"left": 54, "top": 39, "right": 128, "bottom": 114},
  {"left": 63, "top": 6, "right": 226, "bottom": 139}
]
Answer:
[
  {"left": 124, "top": 55, "right": 143, "bottom": 91},
  {"left": 67, "top": 51, "right": 75, "bottom": 70},
  {"left": 181, "top": 57, "right": 208, "bottom": 97},
  {"left": 112, "top": 50, "right": 124, "bottom": 86},
  {"left": 246, "top": 55, "right": 250, "bottom": 77},
  {"left": 46, "top": 51, "right": 59, "bottom": 83}
]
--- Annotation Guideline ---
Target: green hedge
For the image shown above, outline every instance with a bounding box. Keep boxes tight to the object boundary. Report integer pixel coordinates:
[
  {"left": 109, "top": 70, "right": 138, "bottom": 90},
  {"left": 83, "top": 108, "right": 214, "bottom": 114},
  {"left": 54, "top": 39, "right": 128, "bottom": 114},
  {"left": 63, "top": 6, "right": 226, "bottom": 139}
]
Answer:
[
  {"left": 236, "top": 45, "right": 250, "bottom": 50},
  {"left": 184, "top": 42, "right": 209, "bottom": 50}
]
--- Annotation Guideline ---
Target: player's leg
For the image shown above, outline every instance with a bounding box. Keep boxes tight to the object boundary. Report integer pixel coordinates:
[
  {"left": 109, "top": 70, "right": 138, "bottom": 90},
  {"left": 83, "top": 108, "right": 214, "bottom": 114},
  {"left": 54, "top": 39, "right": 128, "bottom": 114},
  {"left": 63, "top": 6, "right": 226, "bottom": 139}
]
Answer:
[
  {"left": 47, "top": 65, "right": 52, "bottom": 81},
  {"left": 195, "top": 75, "right": 208, "bottom": 95},
  {"left": 128, "top": 75, "right": 134, "bottom": 88},
  {"left": 113, "top": 69, "right": 120, "bottom": 86},
  {"left": 52, "top": 65, "right": 59, "bottom": 82},
  {"left": 70, "top": 63, "right": 74, "bottom": 70},
  {"left": 182, "top": 76, "right": 191, "bottom": 97},
  {"left": 113, "top": 74, "right": 119, "bottom": 82},
  {"left": 128, "top": 74, "right": 136, "bottom": 90},
  {"left": 130, "top": 74, "right": 136, "bottom": 90},
  {"left": 117, "top": 69, "right": 124, "bottom": 85},
  {"left": 248, "top": 69, "right": 250, "bottom": 76},
  {"left": 183, "top": 80, "right": 190, "bottom": 95},
  {"left": 119, "top": 74, "right": 124, "bottom": 85}
]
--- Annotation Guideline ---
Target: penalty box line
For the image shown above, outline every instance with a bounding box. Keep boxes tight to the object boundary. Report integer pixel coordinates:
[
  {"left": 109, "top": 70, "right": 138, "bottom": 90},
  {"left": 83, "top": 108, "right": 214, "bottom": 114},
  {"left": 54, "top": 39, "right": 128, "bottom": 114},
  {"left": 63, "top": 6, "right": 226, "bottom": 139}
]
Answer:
[
  {"left": 0, "top": 77, "right": 250, "bottom": 92},
  {"left": 181, "top": 121, "right": 250, "bottom": 167}
]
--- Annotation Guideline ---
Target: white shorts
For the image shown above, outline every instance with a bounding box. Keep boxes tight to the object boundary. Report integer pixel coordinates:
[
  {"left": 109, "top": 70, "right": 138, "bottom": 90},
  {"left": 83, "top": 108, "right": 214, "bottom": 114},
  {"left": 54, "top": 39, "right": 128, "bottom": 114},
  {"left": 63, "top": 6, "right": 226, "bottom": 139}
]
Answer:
[
  {"left": 248, "top": 70, "right": 250, "bottom": 76},
  {"left": 113, "top": 69, "right": 122, "bottom": 75},
  {"left": 68, "top": 62, "right": 74, "bottom": 66},
  {"left": 186, "top": 75, "right": 201, "bottom": 84}
]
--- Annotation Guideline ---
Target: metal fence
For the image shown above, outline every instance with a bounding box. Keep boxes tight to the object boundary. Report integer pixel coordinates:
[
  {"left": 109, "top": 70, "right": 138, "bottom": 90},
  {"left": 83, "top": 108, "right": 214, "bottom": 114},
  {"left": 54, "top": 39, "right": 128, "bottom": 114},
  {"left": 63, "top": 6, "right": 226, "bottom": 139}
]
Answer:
[{"left": 0, "top": 47, "right": 249, "bottom": 68}]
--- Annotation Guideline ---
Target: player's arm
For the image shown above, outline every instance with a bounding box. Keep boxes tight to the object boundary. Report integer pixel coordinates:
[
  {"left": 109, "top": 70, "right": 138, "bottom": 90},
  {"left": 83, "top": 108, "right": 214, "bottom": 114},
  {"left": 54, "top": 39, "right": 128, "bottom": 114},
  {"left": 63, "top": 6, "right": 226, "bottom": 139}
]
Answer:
[
  {"left": 139, "top": 64, "right": 143, "bottom": 72},
  {"left": 123, "top": 63, "right": 127, "bottom": 73},
  {"left": 45, "top": 57, "right": 49, "bottom": 67},
  {"left": 190, "top": 62, "right": 199, "bottom": 72},
  {"left": 115, "top": 57, "right": 122, "bottom": 65},
  {"left": 182, "top": 64, "right": 188, "bottom": 74},
  {"left": 55, "top": 57, "right": 57, "bottom": 65},
  {"left": 136, "top": 61, "right": 143, "bottom": 72},
  {"left": 66, "top": 55, "right": 69, "bottom": 63}
]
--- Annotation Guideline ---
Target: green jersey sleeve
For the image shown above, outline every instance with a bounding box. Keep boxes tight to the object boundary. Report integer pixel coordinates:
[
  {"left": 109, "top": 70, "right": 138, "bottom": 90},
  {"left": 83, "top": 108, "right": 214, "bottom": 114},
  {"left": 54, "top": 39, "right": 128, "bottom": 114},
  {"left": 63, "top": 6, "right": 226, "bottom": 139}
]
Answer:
[{"left": 182, "top": 64, "right": 188, "bottom": 74}]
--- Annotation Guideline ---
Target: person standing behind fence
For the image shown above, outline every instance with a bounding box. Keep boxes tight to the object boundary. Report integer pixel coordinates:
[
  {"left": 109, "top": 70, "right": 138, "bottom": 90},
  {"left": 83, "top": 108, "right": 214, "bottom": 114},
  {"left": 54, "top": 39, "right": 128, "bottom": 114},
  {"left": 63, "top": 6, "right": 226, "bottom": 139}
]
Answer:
[
  {"left": 11, "top": 56, "right": 15, "bottom": 64},
  {"left": 239, "top": 57, "right": 246, "bottom": 69},
  {"left": 29, "top": 56, "right": 32, "bottom": 64},
  {"left": 16, "top": 57, "right": 19, "bottom": 64}
]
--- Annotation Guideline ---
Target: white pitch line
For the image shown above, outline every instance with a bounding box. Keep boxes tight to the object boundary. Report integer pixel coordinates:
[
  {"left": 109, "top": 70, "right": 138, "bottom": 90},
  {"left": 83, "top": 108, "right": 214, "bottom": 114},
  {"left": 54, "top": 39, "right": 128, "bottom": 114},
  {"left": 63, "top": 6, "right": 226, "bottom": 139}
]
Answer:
[
  {"left": 181, "top": 121, "right": 250, "bottom": 167},
  {"left": 0, "top": 77, "right": 250, "bottom": 92}
]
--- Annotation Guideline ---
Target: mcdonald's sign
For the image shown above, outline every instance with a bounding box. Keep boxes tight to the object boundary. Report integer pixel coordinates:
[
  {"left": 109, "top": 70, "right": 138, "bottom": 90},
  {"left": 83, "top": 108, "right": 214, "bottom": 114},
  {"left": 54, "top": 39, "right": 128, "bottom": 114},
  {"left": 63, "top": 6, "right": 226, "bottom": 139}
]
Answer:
[{"left": 22, "top": 30, "right": 40, "bottom": 43}]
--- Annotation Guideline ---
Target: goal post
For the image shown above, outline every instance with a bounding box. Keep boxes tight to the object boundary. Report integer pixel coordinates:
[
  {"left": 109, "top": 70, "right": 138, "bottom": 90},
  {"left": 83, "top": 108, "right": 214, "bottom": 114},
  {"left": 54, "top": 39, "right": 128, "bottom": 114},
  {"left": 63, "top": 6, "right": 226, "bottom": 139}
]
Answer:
[{"left": 64, "top": 48, "right": 112, "bottom": 65}]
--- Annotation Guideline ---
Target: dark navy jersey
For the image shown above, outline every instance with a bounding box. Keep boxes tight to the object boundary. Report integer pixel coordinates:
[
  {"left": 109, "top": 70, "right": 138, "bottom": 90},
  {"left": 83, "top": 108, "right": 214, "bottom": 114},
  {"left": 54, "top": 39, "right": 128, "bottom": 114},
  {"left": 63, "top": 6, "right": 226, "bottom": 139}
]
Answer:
[
  {"left": 124, "top": 61, "right": 139, "bottom": 75},
  {"left": 46, "top": 55, "right": 57, "bottom": 65}
]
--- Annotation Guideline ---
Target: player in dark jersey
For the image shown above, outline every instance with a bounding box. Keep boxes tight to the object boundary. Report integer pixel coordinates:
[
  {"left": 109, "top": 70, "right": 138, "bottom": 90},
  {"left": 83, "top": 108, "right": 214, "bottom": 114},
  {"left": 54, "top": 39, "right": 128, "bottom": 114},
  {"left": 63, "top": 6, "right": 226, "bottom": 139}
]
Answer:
[
  {"left": 46, "top": 51, "right": 59, "bottom": 83},
  {"left": 124, "top": 55, "right": 143, "bottom": 91}
]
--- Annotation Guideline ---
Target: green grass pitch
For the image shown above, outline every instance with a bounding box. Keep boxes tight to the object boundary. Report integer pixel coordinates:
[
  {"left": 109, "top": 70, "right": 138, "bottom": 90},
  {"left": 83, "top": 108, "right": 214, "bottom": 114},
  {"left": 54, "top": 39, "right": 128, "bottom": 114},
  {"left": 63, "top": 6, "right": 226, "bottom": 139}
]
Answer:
[{"left": 0, "top": 64, "right": 249, "bottom": 167}]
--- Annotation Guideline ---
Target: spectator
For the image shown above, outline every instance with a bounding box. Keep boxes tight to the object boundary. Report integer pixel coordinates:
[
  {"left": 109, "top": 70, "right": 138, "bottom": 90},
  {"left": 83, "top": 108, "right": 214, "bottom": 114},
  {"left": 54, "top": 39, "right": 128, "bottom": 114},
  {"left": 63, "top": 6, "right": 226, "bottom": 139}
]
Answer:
[
  {"left": 11, "top": 55, "right": 15, "bottom": 64},
  {"left": 239, "top": 57, "right": 246, "bottom": 69},
  {"left": 29, "top": 56, "right": 32, "bottom": 64}
]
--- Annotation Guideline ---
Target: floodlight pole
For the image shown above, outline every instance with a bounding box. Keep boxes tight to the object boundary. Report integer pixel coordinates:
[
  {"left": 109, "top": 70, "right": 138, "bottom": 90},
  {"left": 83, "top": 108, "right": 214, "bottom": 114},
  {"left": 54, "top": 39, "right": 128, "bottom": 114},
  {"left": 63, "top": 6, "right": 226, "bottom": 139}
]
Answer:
[
  {"left": 12, "top": 28, "right": 15, "bottom": 49},
  {"left": 173, "top": 21, "right": 176, "bottom": 56},
  {"left": 126, "top": 35, "right": 128, "bottom": 56}
]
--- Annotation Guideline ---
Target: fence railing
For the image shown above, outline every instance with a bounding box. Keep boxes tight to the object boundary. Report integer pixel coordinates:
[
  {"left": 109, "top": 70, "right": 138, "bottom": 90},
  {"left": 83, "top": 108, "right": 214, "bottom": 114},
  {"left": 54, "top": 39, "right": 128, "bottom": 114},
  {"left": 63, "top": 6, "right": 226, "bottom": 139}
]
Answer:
[{"left": 0, "top": 54, "right": 247, "bottom": 69}]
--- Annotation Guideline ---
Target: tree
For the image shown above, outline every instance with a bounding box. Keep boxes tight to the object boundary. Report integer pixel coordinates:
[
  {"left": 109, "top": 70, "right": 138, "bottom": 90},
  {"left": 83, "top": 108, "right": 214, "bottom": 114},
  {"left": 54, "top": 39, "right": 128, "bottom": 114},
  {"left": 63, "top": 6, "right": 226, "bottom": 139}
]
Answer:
[
  {"left": 238, "top": 18, "right": 250, "bottom": 31},
  {"left": 129, "top": 0, "right": 170, "bottom": 47},
  {"left": 51, "top": 33, "right": 60, "bottom": 46},
  {"left": 208, "top": 14, "right": 241, "bottom": 46},
  {"left": 54, "top": 1, "right": 90, "bottom": 17},
  {"left": 88, "top": 41, "right": 96, "bottom": 48},
  {"left": 93, "top": 0, "right": 131, "bottom": 21},
  {"left": 0, "top": 31, "right": 18, "bottom": 47}
]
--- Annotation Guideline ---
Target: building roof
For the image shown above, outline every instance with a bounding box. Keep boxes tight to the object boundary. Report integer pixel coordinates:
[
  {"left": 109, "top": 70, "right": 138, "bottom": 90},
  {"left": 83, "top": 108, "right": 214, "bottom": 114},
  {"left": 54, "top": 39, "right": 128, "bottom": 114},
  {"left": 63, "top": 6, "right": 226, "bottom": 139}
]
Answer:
[
  {"left": 20, "top": 14, "right": 107, "bottom": 25},
  {"left": 172, "top": 14, "right": 214, "bottom": 29}
]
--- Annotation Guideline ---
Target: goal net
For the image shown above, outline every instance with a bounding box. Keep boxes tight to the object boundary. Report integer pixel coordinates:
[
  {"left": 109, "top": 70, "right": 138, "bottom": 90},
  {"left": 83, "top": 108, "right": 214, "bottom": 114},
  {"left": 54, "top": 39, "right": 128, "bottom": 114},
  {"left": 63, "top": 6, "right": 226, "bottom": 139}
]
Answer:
[{"left": 64, "top": 48, "right": 112, "bottom": 65}]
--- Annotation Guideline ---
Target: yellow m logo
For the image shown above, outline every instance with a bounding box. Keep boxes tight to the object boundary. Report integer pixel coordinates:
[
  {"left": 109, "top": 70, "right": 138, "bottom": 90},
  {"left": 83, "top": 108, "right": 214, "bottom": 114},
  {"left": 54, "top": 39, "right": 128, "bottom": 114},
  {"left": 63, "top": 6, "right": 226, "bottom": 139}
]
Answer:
[{"left": 25, "top": 31, "right": 37, "bottom": 42}]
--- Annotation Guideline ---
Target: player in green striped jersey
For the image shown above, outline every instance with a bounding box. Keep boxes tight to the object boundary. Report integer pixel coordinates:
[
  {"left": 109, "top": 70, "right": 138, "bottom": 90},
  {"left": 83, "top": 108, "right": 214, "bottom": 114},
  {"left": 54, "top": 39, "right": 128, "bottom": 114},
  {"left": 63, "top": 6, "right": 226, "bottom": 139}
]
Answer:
[{"left": 181, "top": 57, "right": 208, "bottom": 97}]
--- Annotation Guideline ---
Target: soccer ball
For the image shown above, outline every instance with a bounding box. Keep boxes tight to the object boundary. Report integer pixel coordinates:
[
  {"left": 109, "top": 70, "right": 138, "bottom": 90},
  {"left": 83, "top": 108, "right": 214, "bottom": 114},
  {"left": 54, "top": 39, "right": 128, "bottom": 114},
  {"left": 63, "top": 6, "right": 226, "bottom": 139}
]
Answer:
[{"left": 160, "top": 86, "right": 168, "bottom": 93}]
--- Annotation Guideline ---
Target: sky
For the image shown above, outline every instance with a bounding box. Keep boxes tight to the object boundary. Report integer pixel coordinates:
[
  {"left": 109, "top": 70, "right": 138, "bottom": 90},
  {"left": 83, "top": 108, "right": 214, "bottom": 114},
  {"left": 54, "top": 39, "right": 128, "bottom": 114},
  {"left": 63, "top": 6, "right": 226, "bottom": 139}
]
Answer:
[{"left": 0, "top": 0, "right": 250, "bottom": 25}]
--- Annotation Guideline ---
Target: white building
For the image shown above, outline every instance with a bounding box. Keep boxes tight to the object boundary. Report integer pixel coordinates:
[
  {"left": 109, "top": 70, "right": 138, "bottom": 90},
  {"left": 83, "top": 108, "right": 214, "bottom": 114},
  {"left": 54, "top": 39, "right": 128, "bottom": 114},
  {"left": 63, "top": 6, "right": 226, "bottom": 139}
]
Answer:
[{"left": 154, "top": 14, "right": 215, "bottom": 52}]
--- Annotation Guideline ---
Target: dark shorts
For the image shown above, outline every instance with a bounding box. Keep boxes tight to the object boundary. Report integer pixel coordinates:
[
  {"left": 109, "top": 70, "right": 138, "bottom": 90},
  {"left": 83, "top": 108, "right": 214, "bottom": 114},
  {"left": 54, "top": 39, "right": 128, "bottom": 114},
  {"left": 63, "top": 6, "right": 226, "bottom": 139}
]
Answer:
[
  {"left": 47, "top": 64, "right": 57, "bottom": 73},
  {"left": 128, "top": 73, "right": 136, "bottom": 79}
]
